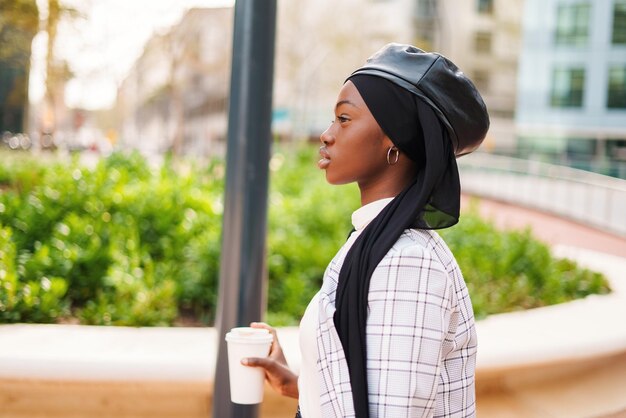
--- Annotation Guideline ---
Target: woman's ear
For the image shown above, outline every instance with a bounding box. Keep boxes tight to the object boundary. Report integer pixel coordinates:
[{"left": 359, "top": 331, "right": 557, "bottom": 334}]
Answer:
[{"left": 381, "top": 134, "right": 395, "bottom": 149}]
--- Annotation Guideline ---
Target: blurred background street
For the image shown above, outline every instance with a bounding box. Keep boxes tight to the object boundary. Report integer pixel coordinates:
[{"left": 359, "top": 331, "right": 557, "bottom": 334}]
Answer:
[
  {"left": 2, "top": 0, "right": 625, "bottom": 174},
  {"left": 1, "top": 0, "right": 626, "bottom": 417}
]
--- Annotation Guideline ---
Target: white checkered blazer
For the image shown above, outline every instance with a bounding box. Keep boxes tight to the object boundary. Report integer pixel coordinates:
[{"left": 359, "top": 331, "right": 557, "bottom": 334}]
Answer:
[{"left": 317, "top": 228, "right": 477, "bottom": 417}]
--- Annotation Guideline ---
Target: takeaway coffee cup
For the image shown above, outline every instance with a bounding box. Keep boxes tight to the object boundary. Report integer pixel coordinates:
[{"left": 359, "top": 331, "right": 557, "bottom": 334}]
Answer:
[{"left": 225, "top": 327, "right": 274, "bottom": 404}]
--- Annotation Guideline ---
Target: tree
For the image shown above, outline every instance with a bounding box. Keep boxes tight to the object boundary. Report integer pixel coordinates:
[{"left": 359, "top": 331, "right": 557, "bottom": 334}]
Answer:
[
  {"left": 0, "top": 0, "right": 39, "bottom": 133},
  {"left": 41, "top": 0, "right": 77, "bottom": 135}
]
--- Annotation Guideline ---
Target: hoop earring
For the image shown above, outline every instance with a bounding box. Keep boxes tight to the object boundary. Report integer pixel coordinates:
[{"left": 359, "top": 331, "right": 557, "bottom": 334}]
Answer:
[{"left": 387, "top": 146, "right": 399, "bottom": 165}]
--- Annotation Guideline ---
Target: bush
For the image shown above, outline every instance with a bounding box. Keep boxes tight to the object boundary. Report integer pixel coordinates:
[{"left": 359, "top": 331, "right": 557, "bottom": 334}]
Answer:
[
  {"left": 0, "top": 150, "right": 224, "bottom": 325},
  {"left": 0, "top": 225, "right": 69, "bottom": 322},
  {"left": 439, "top": 204, "right": 610, "bottom": 319},
  {"left": 0, "top": 147, "right": 611, "bottom": 326},
  {"left": 266, "top": 149, "right": 358, "bottom": 324}
]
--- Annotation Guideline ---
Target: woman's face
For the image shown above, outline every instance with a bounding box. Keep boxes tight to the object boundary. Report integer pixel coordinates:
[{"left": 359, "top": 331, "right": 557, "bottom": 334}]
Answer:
[{"left": 319, "top": 81, "right": 392, "bottom": 187}]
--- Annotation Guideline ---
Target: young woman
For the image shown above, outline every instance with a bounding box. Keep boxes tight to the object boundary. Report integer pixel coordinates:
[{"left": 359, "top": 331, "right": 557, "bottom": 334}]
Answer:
[{"left": 243, "top": 43, "right": 489, "bottom": 418}]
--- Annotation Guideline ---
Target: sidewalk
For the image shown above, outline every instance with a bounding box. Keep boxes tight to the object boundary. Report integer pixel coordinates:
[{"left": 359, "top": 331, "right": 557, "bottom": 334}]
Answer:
[
  {"left": 0, "top": 196, "right": 625, "bottom": 418},
  {"left": 460, "top": 194, "right": 626, "bottom": 257}
]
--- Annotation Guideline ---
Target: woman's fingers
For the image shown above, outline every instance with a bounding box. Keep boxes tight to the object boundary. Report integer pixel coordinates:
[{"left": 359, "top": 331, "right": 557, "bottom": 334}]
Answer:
[
  {"left": 241, "top": 355, "right": 299, "bottom": 399},
  {"left": 250, "top": 322, "right": 275, "bottom": 338},
  {"left": 250, "top": 321, "right": 272, "bottom": 330},
  {"left": 250, "top": 322, "right": 280, "bottom": 351},
  {"left": 247, "top": 322, "right": 288, "bottom": 369},
  {"left": 241, "top": 356, "right": 273, "bottom": 369}
]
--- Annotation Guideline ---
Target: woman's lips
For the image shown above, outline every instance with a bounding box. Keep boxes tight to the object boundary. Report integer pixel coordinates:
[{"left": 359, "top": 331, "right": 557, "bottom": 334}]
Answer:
[{"left": 318, "top": 147, "right": 331, "bottom": 169}]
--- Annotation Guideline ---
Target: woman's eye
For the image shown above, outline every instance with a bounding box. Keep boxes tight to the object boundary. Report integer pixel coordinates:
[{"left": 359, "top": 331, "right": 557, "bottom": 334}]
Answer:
[{"left": 336, "top": 116, "right": 349, "bottom": 123}]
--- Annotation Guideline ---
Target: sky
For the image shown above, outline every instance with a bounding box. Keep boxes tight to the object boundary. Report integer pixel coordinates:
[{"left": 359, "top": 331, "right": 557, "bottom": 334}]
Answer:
[{"left": 29, "top": 0, "right": 234, "bottom": 110}]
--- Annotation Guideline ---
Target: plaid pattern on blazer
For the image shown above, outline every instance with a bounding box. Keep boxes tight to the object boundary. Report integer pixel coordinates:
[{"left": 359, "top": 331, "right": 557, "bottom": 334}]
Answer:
[{"left": 316, "top": 228, "right": 477, "bottom": 418}]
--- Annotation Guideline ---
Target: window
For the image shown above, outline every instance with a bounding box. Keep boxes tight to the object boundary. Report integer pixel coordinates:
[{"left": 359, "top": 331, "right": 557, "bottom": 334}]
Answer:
[
  {"left": 416, "top": 0, "right": 437, "bottom": 18},
  {"left": 415, "top": 0, "right": 437, "bottom": 49},
  {"left": 551, "top": 67, "right": 585, "bottom": 107},
  {"left": 477, "top": 0, "right": 494, "bottom": 14},
  {"left": 555, "top": 3, "right": 590, "bottom": 46},
  {"left": 608, "top": 66, "right": 626, "bottom": 108},
  {"left": 608, "top": 139, "right": 626, "bottom": 161},
  {"left": 613, "top": 1, "right": 626, "bottom": 44},
  {"left": 472, "top": 70, "right": 490, "bottom": 92},
  {"left": 474, "top": 32, "right": 492, "bottom": 53}
]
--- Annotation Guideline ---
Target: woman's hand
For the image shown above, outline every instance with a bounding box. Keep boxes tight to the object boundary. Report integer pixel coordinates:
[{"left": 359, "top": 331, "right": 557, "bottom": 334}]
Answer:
[{"left": 240, "top": 322, "right": 299, "bottom": 399}]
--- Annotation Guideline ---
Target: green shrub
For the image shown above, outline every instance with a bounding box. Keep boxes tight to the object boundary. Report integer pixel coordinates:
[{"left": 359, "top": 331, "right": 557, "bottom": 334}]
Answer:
[
  {"left": 439, "top": 202, "right": 610, "bottom": 318},
  {"left": 0, "top": 224, "right": 69, "bottom": 322},
  {"left": 266, "top": 149, "right": 358, "bottom": 325},
  {"left": 0, "top": 147, "right": 612, "bottom": 326},
  {"left": 0, "top": 150, "right": 224, "bottom": 325}
]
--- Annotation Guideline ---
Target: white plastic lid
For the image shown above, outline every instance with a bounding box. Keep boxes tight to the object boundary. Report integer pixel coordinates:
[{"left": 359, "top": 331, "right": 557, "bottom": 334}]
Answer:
[{"left": 225, "top": 327, "right": 273, "bottom": 344}]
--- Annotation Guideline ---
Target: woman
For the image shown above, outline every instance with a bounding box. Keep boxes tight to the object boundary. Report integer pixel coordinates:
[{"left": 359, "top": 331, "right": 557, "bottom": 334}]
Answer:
[{"left": 243, "top": 43, "right": 489, "bottom": 417}]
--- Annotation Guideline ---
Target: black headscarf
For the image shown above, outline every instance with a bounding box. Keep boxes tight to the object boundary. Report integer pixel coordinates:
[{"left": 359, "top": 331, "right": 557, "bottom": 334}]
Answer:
[{"left": 332, "top": 74, "right": 461, "bottom": 418}]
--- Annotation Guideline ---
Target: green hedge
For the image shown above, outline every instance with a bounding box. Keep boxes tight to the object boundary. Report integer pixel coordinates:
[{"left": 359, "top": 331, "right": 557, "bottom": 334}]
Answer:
[
  {"left": 0, "top": 148, "right": 610, "bottom": 326},
  {"left": 439, "top": 206, "right": 610, "bottom": 318},
  {"left": 0, "top": 151, "right": 223, "bottom": 325}
]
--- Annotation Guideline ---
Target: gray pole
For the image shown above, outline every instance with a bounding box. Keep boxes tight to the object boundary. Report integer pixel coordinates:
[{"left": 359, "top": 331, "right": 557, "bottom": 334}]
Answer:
[{"left": 212, "top": 1, "right": 277, "bottom": 417}]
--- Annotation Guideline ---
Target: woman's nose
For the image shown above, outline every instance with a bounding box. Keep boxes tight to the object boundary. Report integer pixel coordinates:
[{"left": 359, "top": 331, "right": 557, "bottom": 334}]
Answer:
[{"left": 320, "top": 126, "right": 334, "bottom": 145}]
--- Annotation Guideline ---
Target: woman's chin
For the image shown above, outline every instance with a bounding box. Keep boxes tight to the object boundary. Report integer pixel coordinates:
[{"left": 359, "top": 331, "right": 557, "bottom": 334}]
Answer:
[
  {"left": 324, "top": 173, "right": 350, "bottom": 186},
  {"left": 324, "top": 172, "right": 339, "bottom": 185}
]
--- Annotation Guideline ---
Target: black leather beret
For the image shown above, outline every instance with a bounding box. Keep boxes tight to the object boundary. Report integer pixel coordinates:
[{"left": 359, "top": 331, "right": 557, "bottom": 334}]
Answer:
[{"left": 349, "top": 43, "right": 490, "bottom": 157}]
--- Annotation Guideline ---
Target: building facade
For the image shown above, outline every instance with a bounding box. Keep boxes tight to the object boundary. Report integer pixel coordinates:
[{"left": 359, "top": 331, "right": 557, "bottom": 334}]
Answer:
[
  {"left": 413, "top": 0, "right": 524, "bottom": 152},
  {"left": 275, "top": 0, "right": 522, "bottom": 146},
  {"left": 516, "top": 0, "right": 626, "bottom": 177},
  {"left": 272, "top": 0, "right": 416, "bottom": 141},
  {"left": 116, "top": 1, "right": 420, "bottom": 155},
  {"left": 116, "top": 1, "right": 528, "bottom": 158},
  {"left": 116, "top": 7, "right": 233, "bottom": 157}
]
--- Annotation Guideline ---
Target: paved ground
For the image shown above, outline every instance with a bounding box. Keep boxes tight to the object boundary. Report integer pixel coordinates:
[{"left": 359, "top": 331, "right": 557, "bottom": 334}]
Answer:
[{"left": 461, "top": 194, "right": 626, "bottom": 257}]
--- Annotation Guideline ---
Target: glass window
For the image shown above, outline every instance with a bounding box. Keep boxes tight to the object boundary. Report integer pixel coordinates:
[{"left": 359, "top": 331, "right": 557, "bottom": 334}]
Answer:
[
  {"left": 555, "top": 3, "right": 590, "bottom": 46},
  {"left": 415, "top": 0, "right": 437, "bottom": 49},
  {"left": 613, "top": 1, "right": 626, "bottom": 44},
  {"left": 472, "top": 70, "right": 490, "bottom": 92},
  {"left": 474, "top": 32, "right": 493, "bottom": 53},
  {"left": 477, "top": 0, "right": 494, "bottom": 14},
  {"left": 608, "top": 66, "right": 626, "bottom": 108},
  {"left": 551, "top": 67, "right": 585, "bottom": 107},
  {"left": 416, "top": 0, "right": 437, "bottom": 18}
]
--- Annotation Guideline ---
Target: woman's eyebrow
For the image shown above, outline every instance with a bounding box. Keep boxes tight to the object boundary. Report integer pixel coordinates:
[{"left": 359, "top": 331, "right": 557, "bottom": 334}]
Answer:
[{"left": 335, "top": 99, "right": 359, "bottom": 110}]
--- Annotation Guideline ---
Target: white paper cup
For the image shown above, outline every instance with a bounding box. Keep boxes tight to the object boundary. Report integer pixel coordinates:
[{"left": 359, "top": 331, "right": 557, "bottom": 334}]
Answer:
[{"left": 225, "top": 327, "right": 273, "bottom": 404}]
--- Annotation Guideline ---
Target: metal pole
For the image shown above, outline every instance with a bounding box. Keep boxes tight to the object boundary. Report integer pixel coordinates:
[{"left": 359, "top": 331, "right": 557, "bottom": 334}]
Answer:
[{"left": 213, "top": 1, "right": 276, "bottom": 417}]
